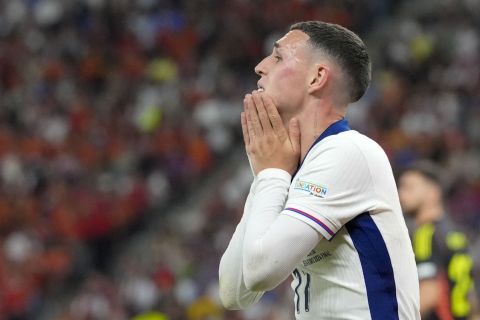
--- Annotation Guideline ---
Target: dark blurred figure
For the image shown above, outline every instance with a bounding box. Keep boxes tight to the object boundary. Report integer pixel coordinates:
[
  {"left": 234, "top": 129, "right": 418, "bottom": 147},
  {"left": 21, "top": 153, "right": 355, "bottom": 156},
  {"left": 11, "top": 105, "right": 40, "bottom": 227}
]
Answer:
[{"left": 398, "top": 161, "right": 474, "bottom": 320}]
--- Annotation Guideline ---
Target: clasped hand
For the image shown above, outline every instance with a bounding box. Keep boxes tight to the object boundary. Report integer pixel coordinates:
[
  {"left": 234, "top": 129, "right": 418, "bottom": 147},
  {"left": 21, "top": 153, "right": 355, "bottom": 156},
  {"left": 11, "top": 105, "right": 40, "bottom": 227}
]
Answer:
[{"left": 241, "top": 91, "right": 301, "bottom": 176}]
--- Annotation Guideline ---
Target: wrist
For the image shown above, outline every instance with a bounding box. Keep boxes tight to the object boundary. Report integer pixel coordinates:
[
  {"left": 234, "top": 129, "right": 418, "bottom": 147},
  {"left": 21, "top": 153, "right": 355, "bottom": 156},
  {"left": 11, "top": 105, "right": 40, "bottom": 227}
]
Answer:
[
  {"left": 257, "top": 168, "right": 292, "bottom": 182},
  {"left": 253, "top": 161, "right": 297, "bottom": 177}
]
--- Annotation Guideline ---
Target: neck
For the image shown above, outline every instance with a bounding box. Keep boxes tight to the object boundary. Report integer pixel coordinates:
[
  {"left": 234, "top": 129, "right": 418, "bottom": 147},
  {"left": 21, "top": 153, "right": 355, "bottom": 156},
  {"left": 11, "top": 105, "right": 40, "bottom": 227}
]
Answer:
[
  {"left": 415, "top": 202, "right": 444, "bottom": 226},
  {"left": 284, "top": 99, "right": 345, "bottom": 162}
]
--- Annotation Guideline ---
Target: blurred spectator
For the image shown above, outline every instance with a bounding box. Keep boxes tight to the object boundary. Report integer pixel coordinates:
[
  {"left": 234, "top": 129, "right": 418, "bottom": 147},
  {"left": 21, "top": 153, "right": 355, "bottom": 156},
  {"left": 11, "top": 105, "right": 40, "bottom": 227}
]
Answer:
[{"left": 0, "top": 0, "right": 479, "bottom": 319}]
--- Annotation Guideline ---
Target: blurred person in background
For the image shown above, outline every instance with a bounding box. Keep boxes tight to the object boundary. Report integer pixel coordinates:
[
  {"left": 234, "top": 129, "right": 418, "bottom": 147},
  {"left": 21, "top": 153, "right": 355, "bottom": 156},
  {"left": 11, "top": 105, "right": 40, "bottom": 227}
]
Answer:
[
  {"left": 1, "top": 0, "right": 479, "bottom": 319},
  {"left": 398, "top": 161, "right": 475, "bottom": 320},
  {"left": 219, "top": 20, "right": 420, "bottom": 319}
]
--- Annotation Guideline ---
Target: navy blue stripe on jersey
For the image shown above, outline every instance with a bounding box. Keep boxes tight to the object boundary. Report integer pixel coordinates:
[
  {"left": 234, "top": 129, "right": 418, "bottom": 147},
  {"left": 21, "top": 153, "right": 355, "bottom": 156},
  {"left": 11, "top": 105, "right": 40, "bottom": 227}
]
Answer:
[
  {"left": 292, "top": 118, "right": 350, "bottom": 180},
  {"left": 285, "top": 207, "right": 335, "bottom": 237},
  {"left": 346, "top": 212, "right": 399, "bottom": 320}
]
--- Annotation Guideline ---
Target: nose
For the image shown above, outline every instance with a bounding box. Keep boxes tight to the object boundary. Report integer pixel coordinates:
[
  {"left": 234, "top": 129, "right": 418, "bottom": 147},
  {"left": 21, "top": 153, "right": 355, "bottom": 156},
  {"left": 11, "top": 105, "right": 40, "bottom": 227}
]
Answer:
[{"left": 254, "top": 57, "right": 268, "bottom": 77}]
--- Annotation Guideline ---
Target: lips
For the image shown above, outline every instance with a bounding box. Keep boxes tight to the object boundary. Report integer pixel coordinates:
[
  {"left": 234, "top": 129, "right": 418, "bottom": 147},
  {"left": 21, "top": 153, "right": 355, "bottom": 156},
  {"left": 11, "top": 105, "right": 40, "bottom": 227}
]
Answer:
[{"left": 257, "top": 82, "right": 265, "bottom": 92}]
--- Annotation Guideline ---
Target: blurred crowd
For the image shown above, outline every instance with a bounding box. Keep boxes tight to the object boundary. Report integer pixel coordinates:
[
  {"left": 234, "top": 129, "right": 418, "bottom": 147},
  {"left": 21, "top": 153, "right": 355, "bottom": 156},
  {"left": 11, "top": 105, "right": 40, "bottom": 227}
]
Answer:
[{"left": 0, "top": 0, "right": 479, "bottom": 319}]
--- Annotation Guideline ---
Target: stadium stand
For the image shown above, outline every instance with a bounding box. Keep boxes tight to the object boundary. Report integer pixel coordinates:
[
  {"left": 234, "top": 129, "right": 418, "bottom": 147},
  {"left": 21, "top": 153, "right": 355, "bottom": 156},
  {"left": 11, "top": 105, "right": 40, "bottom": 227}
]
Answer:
[{"left": 0, "top": 0, "right": 478, "bottom": 319}]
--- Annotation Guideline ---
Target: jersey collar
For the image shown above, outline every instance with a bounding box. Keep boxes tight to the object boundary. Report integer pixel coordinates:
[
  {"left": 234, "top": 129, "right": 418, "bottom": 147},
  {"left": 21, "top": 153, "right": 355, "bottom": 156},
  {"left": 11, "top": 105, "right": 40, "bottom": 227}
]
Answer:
[{"left": 292, "top": 118, "right": 351, "bottom": 180}]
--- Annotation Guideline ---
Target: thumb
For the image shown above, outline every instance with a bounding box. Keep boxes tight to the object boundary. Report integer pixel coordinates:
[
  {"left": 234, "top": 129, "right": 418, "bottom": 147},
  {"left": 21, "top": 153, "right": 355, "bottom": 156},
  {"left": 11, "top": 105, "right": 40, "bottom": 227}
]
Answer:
[{"left": 288, "top": 117, "right": 301, "bottom": 154}]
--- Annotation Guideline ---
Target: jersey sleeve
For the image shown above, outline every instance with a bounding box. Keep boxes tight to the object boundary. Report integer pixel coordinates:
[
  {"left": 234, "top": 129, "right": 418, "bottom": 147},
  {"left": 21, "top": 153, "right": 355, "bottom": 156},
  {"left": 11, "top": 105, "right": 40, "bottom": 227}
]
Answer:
[
  {"left": 282, "top": 140, "right": 378, "bottom": 240},
  {"left": 219, "top": 179, "right": 265, "bottom": 309}
]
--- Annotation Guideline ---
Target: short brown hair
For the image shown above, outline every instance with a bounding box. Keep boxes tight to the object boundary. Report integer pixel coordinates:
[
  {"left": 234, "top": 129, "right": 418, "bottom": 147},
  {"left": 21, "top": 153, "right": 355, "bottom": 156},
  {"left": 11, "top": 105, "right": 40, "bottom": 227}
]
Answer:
[{"left": 290, "top": 21, "right": 371, "bottom": 103}]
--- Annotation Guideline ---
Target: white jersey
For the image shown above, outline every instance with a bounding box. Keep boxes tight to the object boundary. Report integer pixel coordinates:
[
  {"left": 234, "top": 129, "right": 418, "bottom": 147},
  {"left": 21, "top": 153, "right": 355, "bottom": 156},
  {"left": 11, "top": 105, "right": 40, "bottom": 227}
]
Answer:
[{"left": 282, "top": 120, "right": 420, "bottom": 319}]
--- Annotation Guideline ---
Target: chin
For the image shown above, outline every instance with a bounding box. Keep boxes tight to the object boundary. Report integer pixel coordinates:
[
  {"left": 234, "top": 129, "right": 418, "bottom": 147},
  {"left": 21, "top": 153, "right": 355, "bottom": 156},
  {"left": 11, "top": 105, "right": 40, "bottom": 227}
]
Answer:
[{"left": 402, "top": 207, "right": 418, "bottom": 218}]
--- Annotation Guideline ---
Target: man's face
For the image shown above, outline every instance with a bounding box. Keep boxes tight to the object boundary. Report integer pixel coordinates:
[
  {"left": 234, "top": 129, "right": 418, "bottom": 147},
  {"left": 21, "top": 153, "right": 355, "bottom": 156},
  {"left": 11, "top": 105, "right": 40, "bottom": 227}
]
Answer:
[
  {"left": 398, "top": 171, "right": 430, "bottom": 218},
  {"left": 254, "top": 30, "right": 311, "bottom": 118}
]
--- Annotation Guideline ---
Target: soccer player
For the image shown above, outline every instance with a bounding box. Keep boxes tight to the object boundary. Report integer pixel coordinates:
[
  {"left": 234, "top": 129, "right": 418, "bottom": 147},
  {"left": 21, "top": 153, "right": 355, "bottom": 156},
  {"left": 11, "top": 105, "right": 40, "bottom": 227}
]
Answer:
[
  {"left": 219, "top": 21, "right": 420, "bottom": 319},
  {"left": 398, "top": 161, "right": 474, "bottom": 320}
]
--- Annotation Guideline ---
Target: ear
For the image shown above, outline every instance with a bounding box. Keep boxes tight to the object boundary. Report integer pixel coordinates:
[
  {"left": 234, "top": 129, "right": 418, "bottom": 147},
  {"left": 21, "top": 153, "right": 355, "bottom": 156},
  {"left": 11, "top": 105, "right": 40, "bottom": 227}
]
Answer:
[{"left": 307, "top": 64, "right": 330, "bottom": 94}]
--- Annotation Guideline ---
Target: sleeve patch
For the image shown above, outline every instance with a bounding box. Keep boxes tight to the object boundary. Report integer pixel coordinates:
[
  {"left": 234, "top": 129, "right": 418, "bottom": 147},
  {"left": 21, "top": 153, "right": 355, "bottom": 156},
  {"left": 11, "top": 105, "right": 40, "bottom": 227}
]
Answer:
[{"left": 293, "top": 179, "right": 328, "bottom": 198}]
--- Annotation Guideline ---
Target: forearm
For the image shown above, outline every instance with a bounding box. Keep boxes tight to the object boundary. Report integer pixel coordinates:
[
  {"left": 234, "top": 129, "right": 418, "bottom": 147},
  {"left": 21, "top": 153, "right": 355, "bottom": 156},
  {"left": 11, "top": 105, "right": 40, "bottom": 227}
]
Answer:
[
  {"left": 219, "top": 183, "right": 263, "bottom": 309},
  {"left": 243, "top": 169, "right": 321, "bottom": 291}
]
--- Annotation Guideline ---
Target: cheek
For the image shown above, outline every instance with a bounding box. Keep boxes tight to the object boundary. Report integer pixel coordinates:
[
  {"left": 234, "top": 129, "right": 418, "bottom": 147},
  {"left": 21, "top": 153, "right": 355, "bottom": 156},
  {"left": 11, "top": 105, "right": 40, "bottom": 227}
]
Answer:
[
  {"left": 272, "top": 67, "right": 305, "bottom": 98},
  {"left": 267, "top": 63, "right": 306, "bottom": 108},
  {"left": 278, "top": 64, "right": 302, "bottom": 83},
  {"left": 399, "top": 188, "right": 413, "bottom": 206}
]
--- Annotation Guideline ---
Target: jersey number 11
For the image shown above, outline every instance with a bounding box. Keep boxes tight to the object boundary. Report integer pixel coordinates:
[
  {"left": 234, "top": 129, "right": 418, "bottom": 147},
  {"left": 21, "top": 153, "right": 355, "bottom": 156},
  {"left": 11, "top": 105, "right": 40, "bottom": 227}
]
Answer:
[{"left": 293, "top": 269, "right": 311, "bottom": 313}]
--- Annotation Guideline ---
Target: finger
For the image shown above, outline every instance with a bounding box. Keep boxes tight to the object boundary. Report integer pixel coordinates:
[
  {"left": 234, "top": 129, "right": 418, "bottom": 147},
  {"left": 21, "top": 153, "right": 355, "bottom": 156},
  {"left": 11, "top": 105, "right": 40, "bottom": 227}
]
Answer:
[
  {"left": 241, "top": 112, "right": 250, "bottom": 148},
  {"left": 245, "top": 94, "right": 263, "bottom": 137},
  {"left": 244, "top": 96, "right": 256, "bottom": 140},
  {"left": 261, "top": 94, "right": 287, "bottom": 140},
  {"left": 289, "top": 117, "right": 301, "bottom": 155},
  {"left": 252, "top": 91, "right": 273, "bottom": 135}
]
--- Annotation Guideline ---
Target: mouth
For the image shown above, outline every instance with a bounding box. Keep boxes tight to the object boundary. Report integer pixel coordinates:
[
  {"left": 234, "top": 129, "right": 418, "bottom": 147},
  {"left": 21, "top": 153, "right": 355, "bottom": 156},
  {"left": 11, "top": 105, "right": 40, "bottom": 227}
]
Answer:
[{"left": 257, "top": 82, "right": 265, "bottom": 92}]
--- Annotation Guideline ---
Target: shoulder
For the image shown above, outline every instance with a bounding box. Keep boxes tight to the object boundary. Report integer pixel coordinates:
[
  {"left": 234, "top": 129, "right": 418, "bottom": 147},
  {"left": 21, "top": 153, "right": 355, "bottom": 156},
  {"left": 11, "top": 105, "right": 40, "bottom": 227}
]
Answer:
[
  {"left": 414, "top": 220, "right": 466, "bottom": 261},
  {"left": 309, "top": 131, "right": 386, "bottom": 159},
  {"left": 293, "top": 131, "right": 383, "bottom": 198},
  {"left": 303, "top": 130, "right": 389, "bottom": 176}
]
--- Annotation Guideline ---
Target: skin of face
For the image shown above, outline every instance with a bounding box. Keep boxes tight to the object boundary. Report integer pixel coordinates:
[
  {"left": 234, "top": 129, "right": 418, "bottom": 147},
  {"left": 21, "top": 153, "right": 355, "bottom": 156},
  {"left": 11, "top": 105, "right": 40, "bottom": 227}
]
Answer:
[
  {"left": 254, "top": 30, "right": 312, "bottom": 119},
  {"left": 398, "top": 171, "right": 432, "bottom": 218}
]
